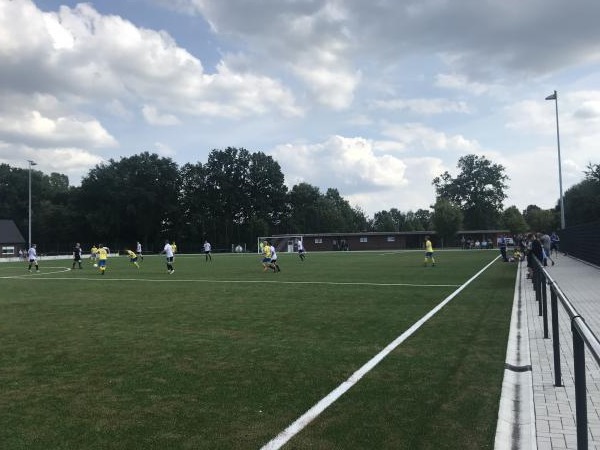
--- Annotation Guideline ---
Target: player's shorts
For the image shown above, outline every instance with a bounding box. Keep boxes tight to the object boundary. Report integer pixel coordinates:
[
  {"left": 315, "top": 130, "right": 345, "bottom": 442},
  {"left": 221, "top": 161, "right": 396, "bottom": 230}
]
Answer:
[
  {"left": 425, "top": 252, "right": 433, "bottom": 258},
  {"left": 166, "top": 256, "right": 174, "bottom": 263},
  {"left": 29, "top": 259, "right": 36, "bottom": 263},
  {"left": 130, "top": 257, "right": 138, "bottom": 263},
  {"left": 271, "top": 258, "right": 277, "bottom": 263},
  {"left": 98, "top": 260, "right": 106, "bottom": 267},
  {"left": 262, "top": 257, "right": 271, "bottom": 263}
]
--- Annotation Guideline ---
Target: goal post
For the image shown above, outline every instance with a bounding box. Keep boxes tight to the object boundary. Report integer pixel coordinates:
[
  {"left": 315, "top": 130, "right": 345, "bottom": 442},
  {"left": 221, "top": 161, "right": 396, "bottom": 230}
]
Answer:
[{"left": 257, "top": 236, "right": 303, "bottom": 253}]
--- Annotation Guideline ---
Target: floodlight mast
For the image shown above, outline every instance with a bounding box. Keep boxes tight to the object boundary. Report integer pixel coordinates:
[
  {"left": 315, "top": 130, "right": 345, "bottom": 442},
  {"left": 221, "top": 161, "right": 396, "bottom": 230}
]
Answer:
[
  {"left": 545, "top": 90, "right": 565, "bottom": 229},
  {"left": 28, "top": 160, "right": 37, "bottom": 247}
]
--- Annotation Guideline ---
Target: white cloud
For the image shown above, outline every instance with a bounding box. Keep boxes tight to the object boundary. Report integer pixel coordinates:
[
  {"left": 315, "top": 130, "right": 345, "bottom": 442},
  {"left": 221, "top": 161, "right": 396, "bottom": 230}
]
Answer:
[
  {"left": 142, "top": 105, "right": 181, "bottom": 126},
  {"left": 0, "top": 143, "right": 104, "bottom": 185},
  {"left": 380, "top": 123, "right": 481, "bottom": 154},
  {"left": 0, "top": 108, "right": 117, "bottom": 149},
  {"left": 371, "top": 98, "right": 471, "bottom": 115},
  {"left": 154, "top": 142, "right": 177, "bottom": 157},
  {"left": 434, "top": 73, "right": 491, "bottom": 95}
]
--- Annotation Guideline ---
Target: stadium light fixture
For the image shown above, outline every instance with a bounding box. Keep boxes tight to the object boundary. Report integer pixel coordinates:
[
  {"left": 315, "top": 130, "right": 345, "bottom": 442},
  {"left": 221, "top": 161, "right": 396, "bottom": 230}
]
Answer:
[
  {"left": 545, "top": 90, "right": 565, "bottom": 229},
  {"left": 28, "top": 160, "right": 37, "bottom": 247}
]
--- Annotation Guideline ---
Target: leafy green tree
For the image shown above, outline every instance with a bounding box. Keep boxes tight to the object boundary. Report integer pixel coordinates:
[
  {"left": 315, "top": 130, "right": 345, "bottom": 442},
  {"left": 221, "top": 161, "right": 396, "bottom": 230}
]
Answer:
[
  {"left": 247, "top": 151, "right": 288, "bottom": 233},
  {"left": 0, "top": 164, "right": 29, "bottom": 233},
  {"left": 563, "top": 178, "right": 600, "bottom": 226},
  {"left": 404, "top": 211, "right": 426, "bottom": 231},
  {"left": 523, "top": 205, "right": 558, "bottom": 232},
  {"left": 287, "top": 183, "right": 321, "bottom": 232},
  {"left": 431, "top": 198, "right": 463, "bottom": 247},
  {"left": 372, "top": 210, "right": 397, "bottom": 232},
  {"left": 433, "top": 154, "right": 508, "bottom": 230},
  {"left": 200, "top": 148, "right": 288, "bottom": 246},
  {"left": 584, "top": 162, "right": 600, "bottom": 182},
  {"left": 179, "top": 162, "right": 210, "bottom": 244},
  {"left": 501, "top": 206, "right": 529, "bottom": 235},
  {"left": 415, "top": 208, "right": 432, "bottom": 230},
  {"left": 78, "top": 152, "right": 180, "bottom": 248}
]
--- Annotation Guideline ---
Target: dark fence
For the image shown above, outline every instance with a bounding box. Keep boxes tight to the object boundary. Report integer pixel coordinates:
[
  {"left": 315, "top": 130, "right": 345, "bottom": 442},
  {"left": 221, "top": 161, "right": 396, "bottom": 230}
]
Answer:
[
  {"left": 560, "top": 222, "right": 600, "bottom": 266},
  {"left": 532, "top": 256, "right": 600, "bottom": 449}
]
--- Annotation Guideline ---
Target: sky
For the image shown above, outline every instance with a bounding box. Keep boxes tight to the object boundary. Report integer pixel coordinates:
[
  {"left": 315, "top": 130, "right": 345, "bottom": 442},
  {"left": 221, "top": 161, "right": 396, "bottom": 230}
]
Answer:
[{"left": 2, "top": 0, "right": 600, "bottom": 218}]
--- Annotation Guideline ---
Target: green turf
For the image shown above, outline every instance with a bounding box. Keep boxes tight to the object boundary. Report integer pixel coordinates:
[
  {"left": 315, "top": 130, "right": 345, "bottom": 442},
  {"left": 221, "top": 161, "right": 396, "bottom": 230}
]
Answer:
[{"left": 0, "top": 250, "right": 516, "bottom": 449}]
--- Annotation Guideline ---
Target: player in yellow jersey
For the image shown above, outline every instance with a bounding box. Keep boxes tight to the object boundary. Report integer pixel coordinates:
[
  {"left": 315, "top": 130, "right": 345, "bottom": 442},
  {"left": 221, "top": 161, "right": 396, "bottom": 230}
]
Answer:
[
  {"left": 96, "top": 245, "right": 109, "bottom": 275},
  {"left": 125, "top": 249, "right": 140, "bottom": 269},
  {"left": 90, "top": 245, "right": 98, "bottom": 264},
  {"left": 424, "top": 236, "right": 436, "bottom": 267},
  {"left": 261, "top": 240, "right": 275, "bottom": 272}
]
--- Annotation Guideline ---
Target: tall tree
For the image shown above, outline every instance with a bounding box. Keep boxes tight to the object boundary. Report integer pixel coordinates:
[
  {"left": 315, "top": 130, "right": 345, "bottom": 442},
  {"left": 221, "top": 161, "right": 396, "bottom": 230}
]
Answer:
[
  {"left": 78, "top": 152, "right": 180, "bottom": 248},
  {"left": 501, "top": 206, "right": 529, "bottom": 235},
  {"left": 287, "top": 183, "right": 321, "bottom": 232},
  {"left": 563, "top": 178, "right": 600, "bottom": 226},
  {"left": 372, "top": 210, "right": 397, "bottom": 232},
  {"left": 201, "top": 148, "right": 288, "bottom": 245},
  {"left": 431, "top": 198, "right": 463, "bottom": 247},
  {"left": 432, "top": 154, "right": 508, "bottom": 230},
  {"left": 584, "top": 162, "right": 600, "bottom": 182},
  {"left": 523, "top": 205, "right": 558, "bottom": 232}
]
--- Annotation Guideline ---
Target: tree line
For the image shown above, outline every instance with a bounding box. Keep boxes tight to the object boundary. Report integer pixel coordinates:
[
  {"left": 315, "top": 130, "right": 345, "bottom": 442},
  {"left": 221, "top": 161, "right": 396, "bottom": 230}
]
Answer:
[{"left": 1, "top": 150, "right": 598, "bottom": 252}]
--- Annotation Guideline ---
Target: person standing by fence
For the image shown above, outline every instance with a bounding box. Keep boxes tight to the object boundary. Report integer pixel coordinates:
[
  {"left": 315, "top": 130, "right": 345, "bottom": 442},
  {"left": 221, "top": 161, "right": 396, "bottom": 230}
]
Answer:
[{"left": 499, "top": 235, "right": 508, "bottom": 262}]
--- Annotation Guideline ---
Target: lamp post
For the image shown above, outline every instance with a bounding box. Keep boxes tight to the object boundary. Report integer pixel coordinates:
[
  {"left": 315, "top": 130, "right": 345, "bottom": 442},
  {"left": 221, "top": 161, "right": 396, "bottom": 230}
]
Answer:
[
  {"left": 28, "top": 160, "right": 37, "bottom": 247},
  {"left": 545, "top": 90, "right": 565, "bottom": 229}
]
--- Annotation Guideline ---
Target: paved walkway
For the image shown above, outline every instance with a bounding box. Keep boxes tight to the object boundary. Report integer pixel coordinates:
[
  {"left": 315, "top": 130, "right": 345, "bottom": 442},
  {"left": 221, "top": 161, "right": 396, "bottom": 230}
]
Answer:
[{"left": 497, "top": 255, "right": 600, "bottom": 449}]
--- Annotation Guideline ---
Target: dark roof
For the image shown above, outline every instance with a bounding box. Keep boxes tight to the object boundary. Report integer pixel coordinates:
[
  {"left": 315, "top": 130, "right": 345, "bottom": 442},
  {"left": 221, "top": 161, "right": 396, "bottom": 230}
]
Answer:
[{"left": 0, "top": 220, "right": 26, "bottom": 244}]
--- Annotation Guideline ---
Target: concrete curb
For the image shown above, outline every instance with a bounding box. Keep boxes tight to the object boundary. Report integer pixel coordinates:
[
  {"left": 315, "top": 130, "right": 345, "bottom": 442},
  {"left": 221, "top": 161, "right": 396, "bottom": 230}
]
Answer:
[{"left": 495, "top": 261, "right": 537, "bottom": 449}]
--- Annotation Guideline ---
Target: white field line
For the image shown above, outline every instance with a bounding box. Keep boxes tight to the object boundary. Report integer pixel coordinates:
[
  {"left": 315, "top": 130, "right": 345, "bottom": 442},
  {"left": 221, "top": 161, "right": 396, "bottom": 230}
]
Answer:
[
  {"left": 1, "top": 272, "right": 460, "bottom": 288},
  {"left": 0, "top": 267, "right": 71, "bottom": 278},
  {"left": 260, "top": 255, "right": 501, "bottom": 450}
]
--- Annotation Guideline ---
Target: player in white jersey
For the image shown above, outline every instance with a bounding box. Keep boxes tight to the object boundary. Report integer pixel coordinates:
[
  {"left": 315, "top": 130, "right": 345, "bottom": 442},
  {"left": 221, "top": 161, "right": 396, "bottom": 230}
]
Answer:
[
  {"left": 162, "top": 240, "right": 174, "bottom": 274},
  {"left": 270, "top": 245, "right": 281, "bottom": 272},
  {"left": 27, "top": 244, "right": 39, "bottom": 272}
]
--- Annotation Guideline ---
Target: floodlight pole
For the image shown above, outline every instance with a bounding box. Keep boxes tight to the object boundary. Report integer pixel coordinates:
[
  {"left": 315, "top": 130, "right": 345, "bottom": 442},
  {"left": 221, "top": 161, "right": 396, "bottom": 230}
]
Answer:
[
  {"left": 546, "top": 90, "right": 565, "bottom": 229},
  {"left": 28, "top": 160, "right": 37, "bottom": 247}
]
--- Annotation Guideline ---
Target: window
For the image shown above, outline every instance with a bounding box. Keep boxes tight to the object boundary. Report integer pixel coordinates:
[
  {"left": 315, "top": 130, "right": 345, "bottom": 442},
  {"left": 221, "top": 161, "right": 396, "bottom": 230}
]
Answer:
[
  {"left": 1, "top": 246, "right": 15, "bottom": 255},
  {"left": 360, "top": 237, "right": 368, "bottom": 243},
  {"left": 387, "top": 236, "right": 395, "bottom": 242},
  {"left": 314, "top": 238, "right": 323, "bottom": 244}
]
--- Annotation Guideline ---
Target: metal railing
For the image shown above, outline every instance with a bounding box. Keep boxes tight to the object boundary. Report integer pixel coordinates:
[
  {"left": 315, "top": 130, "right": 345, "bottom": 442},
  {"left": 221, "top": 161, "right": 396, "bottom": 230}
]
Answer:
[{"left": 532, "top": 256, "right": 600, "bottom": 449}]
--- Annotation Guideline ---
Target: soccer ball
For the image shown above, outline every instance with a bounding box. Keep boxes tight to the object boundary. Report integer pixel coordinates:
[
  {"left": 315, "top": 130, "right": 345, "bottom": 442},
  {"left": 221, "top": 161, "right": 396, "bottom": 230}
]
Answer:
[{"left": 93, "top": 263, "right": 98, "bottom": 267}]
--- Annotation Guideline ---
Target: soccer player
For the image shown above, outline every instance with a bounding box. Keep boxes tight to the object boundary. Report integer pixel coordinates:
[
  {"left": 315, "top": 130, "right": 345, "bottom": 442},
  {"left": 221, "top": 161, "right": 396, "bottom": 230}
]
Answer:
[
  {"left": 126, "top": 249, "right": 140, "bottom": 269},
  {"left": 72, "top": 242, "right": 83, "bottom": 269},
  {"left": 171, "top": 241, "right": 177, "bottom": 257},
  {"left": 203, "top": 240, "right": 212, "bottom": 262},
  {"left": 424, "top": 236, "right": 436, "bottom": 267},
  {"left": 96, "top": 244, "right": 109, "bottom": 275},
  {"left": 270, "top": 244, "right": 281, "bottom": 272},
  {"left": 261, "top": 240, "right": 273, "bottom": 272},
  {"left": 297, "top": 239, "right": 306, "bottom": 261},
  {"left": 162, "top": 240, "right": 175, "bottom": 274},
  {"left": 27, "top": 244, "right": 39, "bottom": 272},
  {"left": 136, "top": 241, "right": 143, "bottom": 261},
  {"left": 90, "top": 244, "right": 98, "bottom": 263}
]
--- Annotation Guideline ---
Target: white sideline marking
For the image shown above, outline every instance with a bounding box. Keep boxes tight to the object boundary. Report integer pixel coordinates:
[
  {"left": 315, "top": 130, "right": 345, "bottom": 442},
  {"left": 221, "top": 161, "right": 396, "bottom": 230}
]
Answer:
[
  {"left": 260, "top": 255, "right": 501, "bottom": 450},
  {"left": 6, "top": 274, "right": 459, "bottom": 287},
  {"left": 0, "top": 267, "right": 71, "bottom": 278}
]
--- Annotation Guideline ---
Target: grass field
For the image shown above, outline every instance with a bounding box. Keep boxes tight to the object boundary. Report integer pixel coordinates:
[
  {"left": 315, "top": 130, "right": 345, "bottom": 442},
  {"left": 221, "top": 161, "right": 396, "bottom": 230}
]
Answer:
[{"left": 0, "top": 250, "right": 517, "bottom": 449}]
